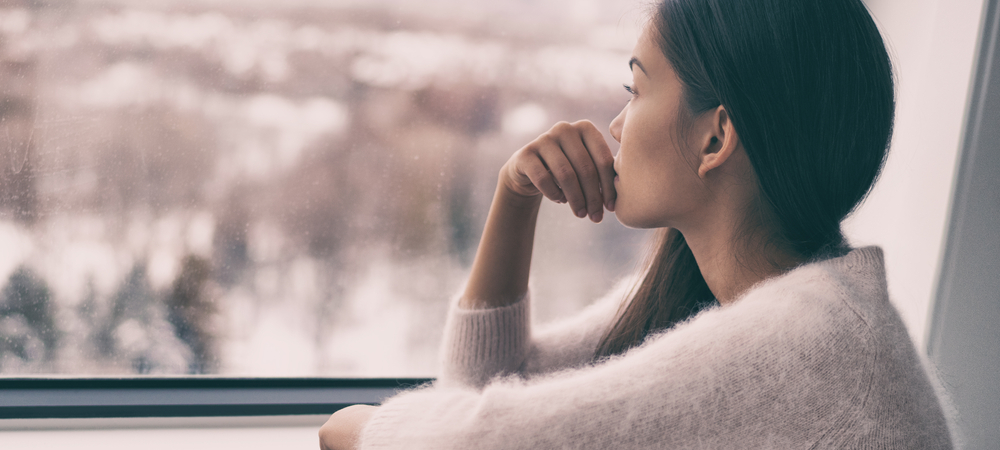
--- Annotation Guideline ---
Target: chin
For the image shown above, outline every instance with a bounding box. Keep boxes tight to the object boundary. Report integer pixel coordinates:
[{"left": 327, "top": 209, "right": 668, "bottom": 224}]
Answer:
[
  {"left": 613, "top": 199, "right": 672, "bottom": 229},
  {"left": 612, "top": 204, "right": 652, "bottom": 229}
]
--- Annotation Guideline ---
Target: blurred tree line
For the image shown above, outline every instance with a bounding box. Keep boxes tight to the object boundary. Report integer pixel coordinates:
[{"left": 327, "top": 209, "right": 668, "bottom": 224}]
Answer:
[{"left": 0, "top": 0, "right": 634, "bottom": 375}]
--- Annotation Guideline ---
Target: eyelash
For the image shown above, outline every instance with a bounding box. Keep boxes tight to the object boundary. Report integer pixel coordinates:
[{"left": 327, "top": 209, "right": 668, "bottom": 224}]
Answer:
[{"left": 623, "top": 83, "right": 637, "bottom": 96}]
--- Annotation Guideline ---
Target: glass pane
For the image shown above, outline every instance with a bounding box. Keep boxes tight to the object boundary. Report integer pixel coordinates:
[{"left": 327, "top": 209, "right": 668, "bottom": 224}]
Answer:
[{"left": 0, "top": 0, "right": 646, "bottom": 376}]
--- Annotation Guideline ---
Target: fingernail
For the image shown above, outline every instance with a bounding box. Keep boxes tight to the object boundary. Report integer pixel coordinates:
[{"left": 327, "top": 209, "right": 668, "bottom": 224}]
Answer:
[
  {"left": 590, "top": 212, "right": 601, "bottom": 223},
  {"left": 608, "top": 199, "right": 615, "bottom": 211},
  {"left": 575, "top": 208, "right": 587, "bottom": 218}
]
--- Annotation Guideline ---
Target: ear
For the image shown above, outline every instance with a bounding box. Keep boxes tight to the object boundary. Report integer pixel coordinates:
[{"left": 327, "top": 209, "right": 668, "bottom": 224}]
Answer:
[{"left": 697, "top": 106, "right": 740, "bottom": 179}]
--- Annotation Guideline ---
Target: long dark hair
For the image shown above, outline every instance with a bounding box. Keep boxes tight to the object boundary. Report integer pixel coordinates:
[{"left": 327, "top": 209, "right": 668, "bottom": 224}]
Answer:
[{"left": 596, "top": 0, "right": 895, "bottom": 358}]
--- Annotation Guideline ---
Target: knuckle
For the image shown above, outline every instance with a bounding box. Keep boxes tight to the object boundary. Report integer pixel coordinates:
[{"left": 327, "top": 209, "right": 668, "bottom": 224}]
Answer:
[
  {"left": 536, "top": 132, "right": 558, "bottom": 146},
  {"left": 515, "top": 144, "right": 540, "bottom": 161},
  {"left": 535, "top": 170, "right": 554, "bottom": 185},
  {"left": 551, "top": 165, "right": 575, "bottom": 181},
  {"left": 577, "top": 161, "right": 597, "bottom": 178},
  {"left": 550, "top": 121, "right": 572, "bottom": 134}
]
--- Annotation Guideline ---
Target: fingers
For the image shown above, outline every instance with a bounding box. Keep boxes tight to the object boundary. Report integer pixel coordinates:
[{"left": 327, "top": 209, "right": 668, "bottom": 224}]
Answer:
[
  {"left": 576, "top": 121, "right": 617, "bottom": 212},
  {"left": 540, "top": 121, "right": 614, "bottom": 222},
  {"left": 552, "top": 131, "right": 603, "bottom": 222},
  {"left": 519, "top": 152, "right": 565, "bottom": 203},
  {"left": 504, "top": 120, "right": 615, "bottom": 222},
  {"left": 538, "top": 142, "right": 588, "bottom": 218}
]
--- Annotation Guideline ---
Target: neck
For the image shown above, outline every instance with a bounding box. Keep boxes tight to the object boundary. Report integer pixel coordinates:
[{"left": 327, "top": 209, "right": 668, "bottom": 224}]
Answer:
[{"left": 680, "top": 216, "right": 801, "bottom": 306}]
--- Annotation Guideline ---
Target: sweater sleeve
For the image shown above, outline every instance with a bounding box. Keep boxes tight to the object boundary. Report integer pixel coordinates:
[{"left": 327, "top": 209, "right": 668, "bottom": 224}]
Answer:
[
  {"left": 360, "top": 280, "right": 878, "bottom": 450},
  {"left": 437, "top": 278, "right": 633, "bottom": 389}
]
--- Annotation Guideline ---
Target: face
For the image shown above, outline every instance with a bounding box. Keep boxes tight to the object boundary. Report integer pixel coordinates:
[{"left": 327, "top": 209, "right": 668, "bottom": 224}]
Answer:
[{"left": 610, "top": 23, "right": 710, "bottom": 229}]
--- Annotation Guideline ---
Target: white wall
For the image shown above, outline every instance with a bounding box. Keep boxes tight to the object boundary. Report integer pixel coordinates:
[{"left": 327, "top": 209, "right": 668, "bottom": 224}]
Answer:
[{"left": 844, "top": 0, "right": 987, "bottom": 346}]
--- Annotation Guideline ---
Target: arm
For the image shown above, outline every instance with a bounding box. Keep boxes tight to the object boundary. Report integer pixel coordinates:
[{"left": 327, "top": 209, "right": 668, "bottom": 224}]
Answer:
[
  {"left": 517, "top": 276, "right": 635, "bottom": 375},
  {"left": 446, "top": 120, "right": 618, "bottom": 385},
  {"left": 358, "top": 287, "right": 876, "bottom": 450},
  {"left": 318, "top": 121, "right": 618, "bottom": 448},
  {"left": 438, "top": 275, "right": 635, "bottom": 388},
  {"left": 461, "top": 120, "right": 617, "bottom": 309}
]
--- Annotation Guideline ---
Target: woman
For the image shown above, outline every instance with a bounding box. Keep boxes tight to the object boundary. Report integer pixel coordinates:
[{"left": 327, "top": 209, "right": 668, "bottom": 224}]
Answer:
[{"left": 320, "top": 0, "right": 954, "bottom": 448}]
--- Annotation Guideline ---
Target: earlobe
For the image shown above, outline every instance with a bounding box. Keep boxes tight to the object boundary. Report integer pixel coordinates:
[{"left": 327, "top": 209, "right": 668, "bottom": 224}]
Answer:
[{"left": 697, "top": 107, "right": 739, "bottom": 178}]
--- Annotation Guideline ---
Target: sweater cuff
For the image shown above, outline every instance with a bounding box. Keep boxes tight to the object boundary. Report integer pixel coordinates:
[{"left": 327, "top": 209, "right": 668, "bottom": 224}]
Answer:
[
  {"left": 358, "top": 384, "right": 477, "bottom": 449},
  {"left": 438, "top": 293, "right": 531, "bottom": 389},
  {"left": 358, "top": 387, "right": 431, "bottom": 449}
]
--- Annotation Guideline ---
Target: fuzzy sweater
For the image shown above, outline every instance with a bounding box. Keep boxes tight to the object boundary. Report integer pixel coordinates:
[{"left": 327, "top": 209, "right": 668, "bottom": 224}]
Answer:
[{"left": 359, "top": 246, "right": 953, "bottom": 449}]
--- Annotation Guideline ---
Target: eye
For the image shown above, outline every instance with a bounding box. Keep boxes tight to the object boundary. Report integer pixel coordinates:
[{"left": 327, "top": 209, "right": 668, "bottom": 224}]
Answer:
[{"left": 623, "top": 83, "right": 637, "bottom": 96}]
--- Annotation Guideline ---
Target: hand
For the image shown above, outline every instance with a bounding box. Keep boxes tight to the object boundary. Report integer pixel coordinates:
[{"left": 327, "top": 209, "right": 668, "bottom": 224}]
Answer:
[
  {"left": 319, "top": 404, "right": 379, "bottom": 450},
  {"left": 500, "top": 120, "right": 616, "bottom": 222}
]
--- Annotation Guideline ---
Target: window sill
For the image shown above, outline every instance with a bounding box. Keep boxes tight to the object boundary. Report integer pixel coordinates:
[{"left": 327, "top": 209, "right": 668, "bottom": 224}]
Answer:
[{"left": 0, "top": 377, "right": 432, "bottom": 419}]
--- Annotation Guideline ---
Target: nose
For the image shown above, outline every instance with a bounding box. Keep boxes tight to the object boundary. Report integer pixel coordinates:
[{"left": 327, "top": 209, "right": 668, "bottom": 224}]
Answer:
[{"left": 610, "top": 103, "right": 626, "bottom": 143}]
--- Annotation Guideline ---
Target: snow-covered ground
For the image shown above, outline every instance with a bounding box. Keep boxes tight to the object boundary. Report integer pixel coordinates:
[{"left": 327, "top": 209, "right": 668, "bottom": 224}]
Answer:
[{"left": 0, "top": 1, "right": 646, "bottom": 377}]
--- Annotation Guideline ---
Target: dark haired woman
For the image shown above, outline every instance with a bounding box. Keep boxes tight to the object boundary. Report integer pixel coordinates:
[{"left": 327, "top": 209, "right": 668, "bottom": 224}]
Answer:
[{"left": 320, "top": 0, "right": 954, "bottom": 448}]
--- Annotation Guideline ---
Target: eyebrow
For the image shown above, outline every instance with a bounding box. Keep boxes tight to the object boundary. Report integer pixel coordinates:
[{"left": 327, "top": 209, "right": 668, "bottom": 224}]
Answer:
[{"left": 629, "top": 57, "right": 647, "bottom": 75}]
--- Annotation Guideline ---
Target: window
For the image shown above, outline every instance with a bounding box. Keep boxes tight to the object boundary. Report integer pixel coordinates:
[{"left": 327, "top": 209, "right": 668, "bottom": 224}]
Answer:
[
  {"left": 0, "top": 0, "right": 646, "bottom": 378},
  {"left": 0, "top": 0, "right": 978, "bottom": 383}
]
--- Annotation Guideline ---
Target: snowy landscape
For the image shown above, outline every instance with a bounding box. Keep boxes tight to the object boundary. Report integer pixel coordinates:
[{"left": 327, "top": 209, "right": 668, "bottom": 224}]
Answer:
[{"left": 0, "top": 0, "right": 648, "bottom": 376}]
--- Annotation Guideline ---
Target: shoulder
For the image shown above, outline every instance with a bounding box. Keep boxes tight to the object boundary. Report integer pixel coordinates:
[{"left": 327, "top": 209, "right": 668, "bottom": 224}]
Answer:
[
  {"left": 628, "top": 247, "right": 889, "bottom": 390},
  {"left": 728, "top": 246, "right": 889, "bottom": 338},
  {"left": 680, "top": 249, "right": 883, "bottom": 338},
  {"left": 559, "top": 249, "right": 889, "bottom": 446}
]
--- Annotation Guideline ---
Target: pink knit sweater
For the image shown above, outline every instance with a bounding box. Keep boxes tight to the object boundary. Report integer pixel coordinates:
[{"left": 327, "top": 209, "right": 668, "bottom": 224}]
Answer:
[{"left": 359, "top": 246, "right": 953, "bottom": 449}]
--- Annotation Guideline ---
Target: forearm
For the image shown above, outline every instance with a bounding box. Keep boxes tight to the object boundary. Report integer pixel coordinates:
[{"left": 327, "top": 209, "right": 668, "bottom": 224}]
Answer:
[
  {"left": 460, "top": 178, "right": 542, "bottom": 309},
  {"left": 460, "top": 119, "right": 615, "bottom": 308},
  {"left": 360, "top": 314, "right": 728, "bottom": 450}
]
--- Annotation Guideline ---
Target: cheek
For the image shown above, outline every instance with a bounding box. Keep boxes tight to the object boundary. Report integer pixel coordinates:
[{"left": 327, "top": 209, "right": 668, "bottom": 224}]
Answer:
[
  {"left": 614, "top": 115, "right": 703, "bottom": 228},
  {"left": 614, "top": 168, "right": 665, "bottom": 228},
  {"left": 615, "top": 150, "right": 674, "bottom": 227}
]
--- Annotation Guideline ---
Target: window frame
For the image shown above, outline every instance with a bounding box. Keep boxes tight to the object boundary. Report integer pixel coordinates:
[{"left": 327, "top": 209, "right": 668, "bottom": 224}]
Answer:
[
  {"left": 2, "top": 0, "right": 995, "bottom": 432},
  {"left": 0, "top": 377, "right": 431, "bottom": 419},
  {"left": 926, "top": 0, "right": 1000, "bottom": 446}
]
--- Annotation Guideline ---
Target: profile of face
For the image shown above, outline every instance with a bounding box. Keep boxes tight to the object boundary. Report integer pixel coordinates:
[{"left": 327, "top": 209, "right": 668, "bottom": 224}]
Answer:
[{"left": 610, "top": 23, "right": 738, "bottom": 231}]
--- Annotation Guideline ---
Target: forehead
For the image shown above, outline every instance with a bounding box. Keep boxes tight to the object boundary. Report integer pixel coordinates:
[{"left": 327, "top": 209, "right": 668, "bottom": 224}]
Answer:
[{"left": 632, "top": 22, "right": 668, "bottom": 74}]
